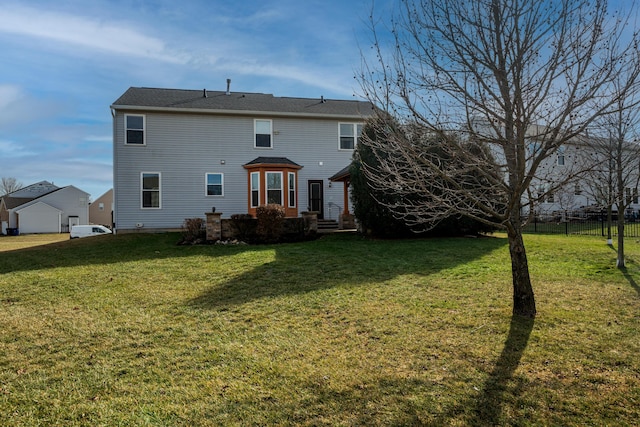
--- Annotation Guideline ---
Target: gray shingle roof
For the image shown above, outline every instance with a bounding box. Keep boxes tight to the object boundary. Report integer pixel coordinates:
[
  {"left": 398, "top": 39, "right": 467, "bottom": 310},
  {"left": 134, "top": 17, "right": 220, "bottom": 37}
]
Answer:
[
  {"left": 244, "top": 157, "right": 302, "bottom": 167},
  {"left": 111, "top": 87, "right": 374, "bottom": 118},
  {"left": 1, "top": 197, "right": 34, "bottom": 209},
  {"left": 329, "top": 165, "right": 351, "bottom": 181}
]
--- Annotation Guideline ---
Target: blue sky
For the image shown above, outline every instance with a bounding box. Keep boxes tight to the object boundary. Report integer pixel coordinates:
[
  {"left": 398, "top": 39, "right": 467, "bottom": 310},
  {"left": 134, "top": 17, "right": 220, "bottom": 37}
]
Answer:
[{"left": 0, "top": 0, "right": 386, "bottom": 200}]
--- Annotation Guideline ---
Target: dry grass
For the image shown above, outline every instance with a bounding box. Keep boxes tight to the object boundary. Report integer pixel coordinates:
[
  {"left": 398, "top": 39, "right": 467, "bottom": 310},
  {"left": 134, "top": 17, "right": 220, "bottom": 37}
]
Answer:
[{"left": 0, "top": 232, "right": 638, "bottom": 426}]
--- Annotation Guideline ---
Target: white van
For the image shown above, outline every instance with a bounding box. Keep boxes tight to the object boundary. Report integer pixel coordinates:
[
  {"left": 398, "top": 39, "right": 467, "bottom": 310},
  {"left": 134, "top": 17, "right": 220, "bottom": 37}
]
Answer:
[{"left": 70, "top": 225, "right": 112, "bottom": 239}]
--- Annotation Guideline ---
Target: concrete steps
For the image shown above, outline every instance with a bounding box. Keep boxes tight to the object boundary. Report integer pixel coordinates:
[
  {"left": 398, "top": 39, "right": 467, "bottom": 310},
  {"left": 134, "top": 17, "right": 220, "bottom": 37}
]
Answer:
[{"left": 317, "top": 219, "right": 339, "bottom": 232}]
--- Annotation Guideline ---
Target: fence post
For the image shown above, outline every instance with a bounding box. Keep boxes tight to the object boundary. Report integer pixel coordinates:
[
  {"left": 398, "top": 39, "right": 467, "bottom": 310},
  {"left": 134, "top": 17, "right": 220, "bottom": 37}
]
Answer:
[{"left": 565, "top": 210, "right": 569, "bottom": 235}]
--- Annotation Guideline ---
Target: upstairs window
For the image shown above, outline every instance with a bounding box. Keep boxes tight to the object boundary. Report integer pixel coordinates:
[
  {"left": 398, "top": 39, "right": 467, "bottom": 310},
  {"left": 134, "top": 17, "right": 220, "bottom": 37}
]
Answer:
[
  {"left": 255, "top": 119, "right": 272, "bottom": 148},
  {"left": 126, "top": 114, "right": 145, "bottom": 145},
  {"left": 557, "top": 146, "right": 565, "bottom": 166},
  {"left": 141, "top": 172, "right": 160, "bottom": 208},
  {"left": 206, "top": 173, "right": 224, "bottom": 196},
  {"left": 339, "top": 123, "right": 362, "bottom": 150}
]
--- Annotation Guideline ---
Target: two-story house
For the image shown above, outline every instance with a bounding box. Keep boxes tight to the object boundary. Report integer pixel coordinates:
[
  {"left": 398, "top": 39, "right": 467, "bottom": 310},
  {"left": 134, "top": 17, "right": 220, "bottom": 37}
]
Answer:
[
  {"left": 111, "top": 85, "right": 374, "bottom": 233},
  {"left": 0, "top": 181, "right": 89, "bottom": 234}
]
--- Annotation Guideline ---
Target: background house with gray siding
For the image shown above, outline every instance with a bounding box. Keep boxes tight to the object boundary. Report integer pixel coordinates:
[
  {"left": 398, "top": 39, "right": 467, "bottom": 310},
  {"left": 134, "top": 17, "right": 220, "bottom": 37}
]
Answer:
[
  {"left": 111, "top": 86, "right": 374, "bottom": 233},
  {"left": 0, "top": 181, "right": 89, "bottom": 234}
]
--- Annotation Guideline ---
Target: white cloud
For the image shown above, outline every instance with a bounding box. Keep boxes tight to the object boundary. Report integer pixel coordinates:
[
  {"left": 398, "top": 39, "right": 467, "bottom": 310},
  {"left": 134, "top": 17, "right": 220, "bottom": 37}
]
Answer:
[
  {"left": 0, "top": 84, "right": 60, "bottom": 129},
  {"left": 221, "top": 61, "right": 356, "bottom": 96},
  {"left": 0, "top": 84, "right": 21, "bottom": 109},
  {"left": 0, "top": 5, "right": 185, "bottom": 64},
  {"left": 0, "top": 139, "right": 35, "bottom": 158}
]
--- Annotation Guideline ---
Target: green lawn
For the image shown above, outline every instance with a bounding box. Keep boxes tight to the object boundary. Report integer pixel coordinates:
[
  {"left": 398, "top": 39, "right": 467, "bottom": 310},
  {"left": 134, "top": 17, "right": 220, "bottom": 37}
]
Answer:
[{"left": 0, "top": 232, "right": 638, "bottom": 426}]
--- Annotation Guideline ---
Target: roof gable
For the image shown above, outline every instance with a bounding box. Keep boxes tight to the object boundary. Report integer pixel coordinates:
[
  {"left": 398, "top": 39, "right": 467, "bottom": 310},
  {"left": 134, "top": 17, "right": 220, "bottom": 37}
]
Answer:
[{"left": 15, "top": 201, "right": 62, "bottom": 214}]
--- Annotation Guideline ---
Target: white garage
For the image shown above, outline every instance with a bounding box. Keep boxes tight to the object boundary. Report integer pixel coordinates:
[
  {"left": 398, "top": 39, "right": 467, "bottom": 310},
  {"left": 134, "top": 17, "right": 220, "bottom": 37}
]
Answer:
[{"left": 15, "top": 202, "right": 62, "bottom": 234}]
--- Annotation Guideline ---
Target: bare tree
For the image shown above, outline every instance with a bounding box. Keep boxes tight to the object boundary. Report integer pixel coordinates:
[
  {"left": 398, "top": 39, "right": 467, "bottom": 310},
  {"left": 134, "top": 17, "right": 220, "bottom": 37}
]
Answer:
[
  {"left": 358, "top": 0, "right": 640, "bottom": 317},
  {"left": 0, "top": 177, "right": 23, "bottom": 196},
  {"left": 585, "top": 85, "right": 640, "bottom": 268}
]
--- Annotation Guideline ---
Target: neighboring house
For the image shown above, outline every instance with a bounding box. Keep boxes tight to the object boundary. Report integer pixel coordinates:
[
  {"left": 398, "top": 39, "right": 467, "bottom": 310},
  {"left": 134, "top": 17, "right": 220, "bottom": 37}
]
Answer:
[
  {"left": 110, "top": 85, "right": 374, "bottom": 233},
  {"left": 89, "top": 189, "right": 114, "bottom": 228},
  {"left": 469, "top": 118, "right": 640, "bottom": 215},
  {"left": 0, "top": 181, "right": 90, "bottom": 234},
  {"left": 526, "top": 135, "right": 640, "bottom": 215}
]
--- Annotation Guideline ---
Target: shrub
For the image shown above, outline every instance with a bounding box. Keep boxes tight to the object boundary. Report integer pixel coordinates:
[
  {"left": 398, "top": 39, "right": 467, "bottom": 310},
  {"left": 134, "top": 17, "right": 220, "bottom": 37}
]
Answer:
[
  {"left": 351, "top": 120, "right": 499, "bottom": 238},
  {"left": 229, "top": 213, "right": 256, "bottom": 241},
  {"left": 180, "top": 217, "right": 205, "bottom": 244},
  {"left": 256, "top": 204, "right": 285, "bottom": 243}
]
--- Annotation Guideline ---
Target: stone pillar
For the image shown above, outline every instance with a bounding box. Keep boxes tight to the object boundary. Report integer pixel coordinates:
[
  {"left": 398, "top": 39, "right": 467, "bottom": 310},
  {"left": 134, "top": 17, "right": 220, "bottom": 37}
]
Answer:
[
  {"left": 205, "top": 212, "right": 222, "bottom": 241},
  {"left": 339, "top": 213, "right": 356, "bottom": 230},
  {"left": 302, "top": 211, "right": 318, "bottom": 234}
]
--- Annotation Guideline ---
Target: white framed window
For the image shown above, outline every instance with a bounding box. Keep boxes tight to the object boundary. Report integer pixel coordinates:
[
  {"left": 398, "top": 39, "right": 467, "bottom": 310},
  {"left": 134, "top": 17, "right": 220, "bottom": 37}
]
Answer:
[
  {"left": 98, "top": 202, "right": 105, "bottom": 211},
  {"left": 574, "top": 183, "right": 582, "bottom": 196},
  {"left": 255, "top": 119, "right": 273, "bottom": 148},
  {"left": 125, "top": 114, "right": 145, "bottom": 145},
  {"left": 266, "top": 171, "right": 283, "bottom": 204},
  {"left": 205, "top": 173, "right": 224, "bottom": 196},
  {"left": 251, "top": 172, "right": 260, "bottom": 208},
  {"left": 557, "top": 146, "right": 565, "bottom": 166},
  {"left": 339, "top": 123, "right": 363, "bottom": 150},
  {"left": 141, "top": 172, "right": 161, "bottom": 209},
  {"left": 288, "top": 172, "right": 296, "bottom": 208},
  {"left": 547, "top": 192, "right": 554, "bottom": 203}
]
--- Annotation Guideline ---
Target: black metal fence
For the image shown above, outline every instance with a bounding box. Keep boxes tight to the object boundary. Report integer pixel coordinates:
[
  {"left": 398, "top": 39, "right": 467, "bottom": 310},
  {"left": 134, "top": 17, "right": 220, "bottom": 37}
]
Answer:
[{"left": 522, "top": 210, "right": 640, "bottom": 237}]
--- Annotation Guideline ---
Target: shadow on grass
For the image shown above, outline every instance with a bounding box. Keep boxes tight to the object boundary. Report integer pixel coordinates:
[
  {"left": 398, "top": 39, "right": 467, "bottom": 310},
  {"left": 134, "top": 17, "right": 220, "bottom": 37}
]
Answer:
[
  {"left": 471, "top": 315, "right": 535, "bottom": 425},
  {"left": 605, "top": 244, "right": 640, "bottom": 296},
  {"left": 620, "top": 268, "right": 640, "bottom": 295},
  {"left": 188, "top": 234, "right": 507, "bottom": 310},
  {"left": 0, "top": 233, "right": 253, "bottom": 274}
]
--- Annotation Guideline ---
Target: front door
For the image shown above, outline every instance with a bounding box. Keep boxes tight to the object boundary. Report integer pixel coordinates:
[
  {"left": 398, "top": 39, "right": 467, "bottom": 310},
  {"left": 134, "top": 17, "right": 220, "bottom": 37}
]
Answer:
[{"left": 308, "top": 180, "right": 324, "bottom": 219}]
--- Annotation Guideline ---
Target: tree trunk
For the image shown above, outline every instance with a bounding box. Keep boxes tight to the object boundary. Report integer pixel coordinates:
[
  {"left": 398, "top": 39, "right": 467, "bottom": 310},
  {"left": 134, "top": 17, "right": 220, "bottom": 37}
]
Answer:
[
  {"left": 506, "top": 221, "right": 537, "bottom": 318},
  {"left": 616, "top": 152, "right": 626, "bottom": 268},
  {"left": 617, "top": 212, "right": 625, "bottom": 268},
  {"left": 606, "top": 205, "right": 613, "bottom": 245}
]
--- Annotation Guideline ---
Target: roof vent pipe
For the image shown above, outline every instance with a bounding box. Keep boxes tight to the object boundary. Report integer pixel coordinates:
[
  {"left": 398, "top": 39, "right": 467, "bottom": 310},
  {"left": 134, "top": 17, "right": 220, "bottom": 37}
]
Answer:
[
  {"left": 203, "top": 88, "right": 207, "bottom": 98},
  {"left": 321, "top": 95, "right": 325, "bottom": 103},
  {"left": 226, "top": 78, "right": 231, "bottom": 95}
]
